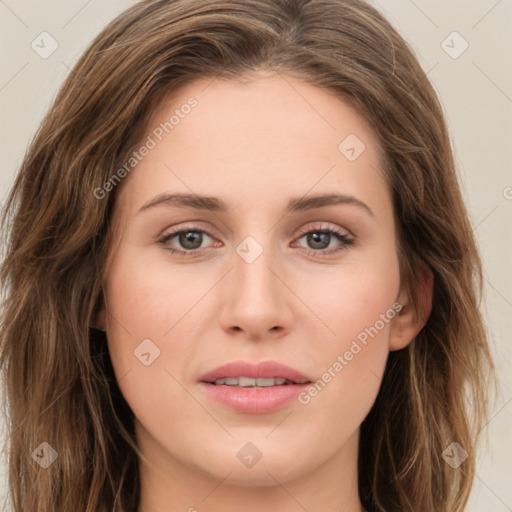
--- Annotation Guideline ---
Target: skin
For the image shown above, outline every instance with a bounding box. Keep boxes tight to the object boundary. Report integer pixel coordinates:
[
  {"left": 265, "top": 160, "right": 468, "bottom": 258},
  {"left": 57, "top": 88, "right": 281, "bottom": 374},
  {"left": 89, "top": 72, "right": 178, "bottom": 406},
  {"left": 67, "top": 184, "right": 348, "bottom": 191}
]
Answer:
[{"left": 97, "top": 69, "right": 432, "bottom": 512}]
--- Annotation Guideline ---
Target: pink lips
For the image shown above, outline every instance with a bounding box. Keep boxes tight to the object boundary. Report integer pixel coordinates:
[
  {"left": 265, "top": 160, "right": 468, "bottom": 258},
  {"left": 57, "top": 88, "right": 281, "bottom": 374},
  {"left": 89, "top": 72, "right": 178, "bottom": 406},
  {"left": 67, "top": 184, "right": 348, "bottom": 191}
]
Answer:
[{"left": 198, "top": 360, "right": 313, "bottom": 414}]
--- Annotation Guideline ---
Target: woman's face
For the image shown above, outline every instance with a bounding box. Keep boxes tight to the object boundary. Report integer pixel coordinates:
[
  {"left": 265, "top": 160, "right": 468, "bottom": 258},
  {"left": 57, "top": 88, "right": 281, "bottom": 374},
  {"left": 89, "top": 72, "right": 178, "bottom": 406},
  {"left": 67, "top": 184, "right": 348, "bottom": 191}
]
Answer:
[{"left": 99, "top": 70, "right": 411, "bottom": 488}]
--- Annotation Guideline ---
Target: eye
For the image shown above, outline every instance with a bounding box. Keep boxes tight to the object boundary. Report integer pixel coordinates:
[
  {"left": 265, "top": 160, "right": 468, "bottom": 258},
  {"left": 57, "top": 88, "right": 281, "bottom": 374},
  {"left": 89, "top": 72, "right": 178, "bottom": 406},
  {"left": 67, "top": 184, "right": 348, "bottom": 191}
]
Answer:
[
  {"left": 157, "top": 222, "right": 354, "bottom": 257},
  {"left": 157, "top": 226, "right": 219, "bottom": 256},
  {"left": 292, "top": 223, "right": 354, "bottom": 257}
]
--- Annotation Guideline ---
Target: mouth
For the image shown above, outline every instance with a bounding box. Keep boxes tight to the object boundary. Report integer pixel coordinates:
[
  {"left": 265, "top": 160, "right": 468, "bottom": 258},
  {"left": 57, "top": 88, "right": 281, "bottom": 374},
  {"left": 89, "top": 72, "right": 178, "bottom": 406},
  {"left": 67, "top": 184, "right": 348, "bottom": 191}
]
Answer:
[
  {"left": 203, "top": 376, "right": 309, "bottom": 388},
  {"left": 197, "top": 360, "right": 313, "bottom": 413}
]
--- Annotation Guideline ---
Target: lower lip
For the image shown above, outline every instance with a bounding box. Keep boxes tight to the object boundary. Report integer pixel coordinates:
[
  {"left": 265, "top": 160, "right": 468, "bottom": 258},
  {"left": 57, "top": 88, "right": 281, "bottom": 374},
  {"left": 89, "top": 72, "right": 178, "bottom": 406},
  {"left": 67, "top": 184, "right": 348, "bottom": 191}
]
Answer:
[{"left": 198, "top": 382, "right": 310, "bottom": 413}]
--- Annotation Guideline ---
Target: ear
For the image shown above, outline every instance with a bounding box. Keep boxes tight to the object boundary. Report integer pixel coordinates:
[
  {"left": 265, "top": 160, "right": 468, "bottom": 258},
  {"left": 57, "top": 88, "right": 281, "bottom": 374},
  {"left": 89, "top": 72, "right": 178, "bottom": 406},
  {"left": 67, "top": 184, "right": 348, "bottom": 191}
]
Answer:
[{"left": 389, "top": 261, "right": 433, "bottom": 351}]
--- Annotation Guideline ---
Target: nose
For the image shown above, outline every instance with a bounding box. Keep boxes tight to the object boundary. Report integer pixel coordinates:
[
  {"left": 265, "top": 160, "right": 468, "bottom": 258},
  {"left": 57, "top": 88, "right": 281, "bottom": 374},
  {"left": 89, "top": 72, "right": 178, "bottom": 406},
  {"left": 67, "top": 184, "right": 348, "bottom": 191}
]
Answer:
[{"left": 218, "top": 240, "right": 294, "bottom": 341}]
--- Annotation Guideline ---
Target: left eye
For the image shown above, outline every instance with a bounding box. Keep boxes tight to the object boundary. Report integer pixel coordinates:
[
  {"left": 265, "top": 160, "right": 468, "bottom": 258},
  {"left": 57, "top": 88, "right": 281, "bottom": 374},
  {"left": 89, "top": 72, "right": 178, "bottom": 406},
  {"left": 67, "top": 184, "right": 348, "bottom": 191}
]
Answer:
[
  {"left": 157, "top": 224, "right": 353, "bottom": 256},
  {"left": 292, "top": 228, "right": 353, "bottom": 253}
]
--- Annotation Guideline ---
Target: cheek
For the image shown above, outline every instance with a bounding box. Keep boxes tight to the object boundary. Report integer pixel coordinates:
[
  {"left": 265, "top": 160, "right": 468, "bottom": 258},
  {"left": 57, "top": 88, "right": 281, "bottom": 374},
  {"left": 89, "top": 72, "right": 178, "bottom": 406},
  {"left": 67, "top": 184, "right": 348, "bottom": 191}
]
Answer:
[
  {"left": 296, "top": 245, "right": 400, "bottom": 349},
  {"left": 102, "top": 247, "right": 227, "bottom": 415},
  {"left": 104, "top": 248, "right": 207, "bottom": 346},
  {"left": 295, "top": 249, "right": 400, "bottom": 414},
  {"left": 102, "top": 251, "right": 198, "bottom": 429}
]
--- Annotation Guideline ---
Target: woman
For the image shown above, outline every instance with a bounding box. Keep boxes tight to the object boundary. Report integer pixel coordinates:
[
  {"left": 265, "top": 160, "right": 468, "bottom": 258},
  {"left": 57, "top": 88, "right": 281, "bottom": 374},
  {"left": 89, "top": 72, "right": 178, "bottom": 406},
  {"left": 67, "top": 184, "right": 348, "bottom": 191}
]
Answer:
[{"left": 0, "top": 0, "right": 495, "bottom": 511}]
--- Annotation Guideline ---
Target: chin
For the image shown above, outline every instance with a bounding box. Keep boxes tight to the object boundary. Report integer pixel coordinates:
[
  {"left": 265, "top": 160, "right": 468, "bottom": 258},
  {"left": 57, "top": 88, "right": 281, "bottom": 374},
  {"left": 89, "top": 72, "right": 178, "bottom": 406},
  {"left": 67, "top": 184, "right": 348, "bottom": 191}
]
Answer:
[
  {"left": 187, "top": 441, "right": 316, "bottom": 487},
  {"left": 204, "top": 459, "right": 306, "bottom": 487}
]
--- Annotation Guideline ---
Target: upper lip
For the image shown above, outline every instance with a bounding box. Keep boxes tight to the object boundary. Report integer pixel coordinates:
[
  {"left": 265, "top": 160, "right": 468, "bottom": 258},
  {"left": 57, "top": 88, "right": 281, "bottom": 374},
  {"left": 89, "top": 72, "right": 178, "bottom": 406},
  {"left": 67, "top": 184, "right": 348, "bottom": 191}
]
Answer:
[{"left": 199, "top": 360, "right": 313, "bottom": 384}]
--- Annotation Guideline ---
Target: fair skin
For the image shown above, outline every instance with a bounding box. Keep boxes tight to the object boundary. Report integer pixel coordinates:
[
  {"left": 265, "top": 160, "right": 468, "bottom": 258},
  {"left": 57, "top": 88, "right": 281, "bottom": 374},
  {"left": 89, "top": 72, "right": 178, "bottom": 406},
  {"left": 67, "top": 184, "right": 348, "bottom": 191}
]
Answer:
[{"left": 97, "top": 70, "right": 431, "bottom": 512}]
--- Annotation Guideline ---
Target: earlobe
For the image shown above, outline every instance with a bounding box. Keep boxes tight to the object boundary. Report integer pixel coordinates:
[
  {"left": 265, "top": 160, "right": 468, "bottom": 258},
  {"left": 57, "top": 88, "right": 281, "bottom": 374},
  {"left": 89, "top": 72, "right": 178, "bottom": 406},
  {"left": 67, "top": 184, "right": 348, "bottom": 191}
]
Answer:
[{"left": 389, "top": 262, "right": 434, "bottom": 351}]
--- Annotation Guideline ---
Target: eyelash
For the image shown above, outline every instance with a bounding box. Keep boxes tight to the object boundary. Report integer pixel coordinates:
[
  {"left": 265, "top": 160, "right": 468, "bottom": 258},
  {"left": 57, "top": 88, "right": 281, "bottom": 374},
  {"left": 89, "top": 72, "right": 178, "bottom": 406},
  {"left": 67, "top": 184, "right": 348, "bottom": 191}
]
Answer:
[{"left": 157, "top": 223, "right": 355, "bottom": 258}]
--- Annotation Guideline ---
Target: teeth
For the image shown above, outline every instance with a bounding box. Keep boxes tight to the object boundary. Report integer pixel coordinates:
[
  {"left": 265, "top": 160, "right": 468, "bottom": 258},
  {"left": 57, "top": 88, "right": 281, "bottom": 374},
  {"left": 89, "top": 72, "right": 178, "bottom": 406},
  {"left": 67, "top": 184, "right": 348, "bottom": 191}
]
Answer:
[
  {"left": 238, "top": 376, "right": 255, "bottom": 387},
  {"left": 212, "top": 376, "right": 289, "bottom": 387}
]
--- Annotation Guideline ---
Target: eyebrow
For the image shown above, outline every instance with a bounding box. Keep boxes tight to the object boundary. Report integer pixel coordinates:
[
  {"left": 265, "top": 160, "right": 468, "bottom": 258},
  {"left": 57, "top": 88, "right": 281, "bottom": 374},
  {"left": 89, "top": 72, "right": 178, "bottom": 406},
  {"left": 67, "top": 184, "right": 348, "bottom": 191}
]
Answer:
[{"left": 138, "top": 192, "right": 374, "bottom": 217}]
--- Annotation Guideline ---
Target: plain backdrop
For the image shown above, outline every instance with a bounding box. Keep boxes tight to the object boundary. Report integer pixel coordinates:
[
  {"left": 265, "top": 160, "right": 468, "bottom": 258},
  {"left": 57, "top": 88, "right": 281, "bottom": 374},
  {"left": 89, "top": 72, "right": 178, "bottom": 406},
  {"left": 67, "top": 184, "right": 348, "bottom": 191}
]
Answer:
[{"left": 0, "top": 1, "right": 511, "bottom": 510}]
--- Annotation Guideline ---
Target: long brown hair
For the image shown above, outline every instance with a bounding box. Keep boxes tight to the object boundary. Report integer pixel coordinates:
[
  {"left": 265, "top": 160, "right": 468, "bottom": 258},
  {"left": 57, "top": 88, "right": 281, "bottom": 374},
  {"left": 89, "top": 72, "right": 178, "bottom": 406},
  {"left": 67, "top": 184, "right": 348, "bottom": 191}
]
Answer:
[{"left": 0, "top": 0, "right": 495, "bottom": 510}]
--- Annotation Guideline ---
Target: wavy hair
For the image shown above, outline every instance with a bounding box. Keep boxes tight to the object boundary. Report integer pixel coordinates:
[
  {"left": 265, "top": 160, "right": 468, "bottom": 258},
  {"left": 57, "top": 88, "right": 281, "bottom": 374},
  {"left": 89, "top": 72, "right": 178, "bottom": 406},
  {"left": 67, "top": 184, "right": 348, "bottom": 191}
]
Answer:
[{"left": 0, "top": 0, "right": 495, "bottom": 510}]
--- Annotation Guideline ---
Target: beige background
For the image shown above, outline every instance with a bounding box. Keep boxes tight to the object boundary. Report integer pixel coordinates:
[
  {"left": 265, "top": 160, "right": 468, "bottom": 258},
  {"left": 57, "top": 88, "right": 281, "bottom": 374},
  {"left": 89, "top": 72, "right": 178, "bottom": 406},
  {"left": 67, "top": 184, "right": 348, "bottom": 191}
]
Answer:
[{"left": 0, "top": 0, "right": 511, "bottom": 510}]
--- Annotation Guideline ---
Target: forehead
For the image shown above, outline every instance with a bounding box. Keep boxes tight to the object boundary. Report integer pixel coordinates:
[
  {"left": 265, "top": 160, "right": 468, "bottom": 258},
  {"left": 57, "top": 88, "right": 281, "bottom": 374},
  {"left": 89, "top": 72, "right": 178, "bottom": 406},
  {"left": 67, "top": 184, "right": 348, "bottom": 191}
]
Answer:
[
  {"left": 146, "top": 72, "right": 383, "bottom": 164},
  {"left": 114, "top": 72, "right": 391, "bottom": 223}
]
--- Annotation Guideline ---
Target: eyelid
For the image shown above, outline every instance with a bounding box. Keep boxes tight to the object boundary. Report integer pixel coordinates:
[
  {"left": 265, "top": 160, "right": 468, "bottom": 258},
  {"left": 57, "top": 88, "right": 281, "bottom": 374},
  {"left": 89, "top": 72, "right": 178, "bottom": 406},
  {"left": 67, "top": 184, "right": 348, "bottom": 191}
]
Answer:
[
  {"left": 157, "top": 221, "right": 218, "bottom": 240},
  {"left": 295, "top": 221, "right": 352, "bottom": 238}
]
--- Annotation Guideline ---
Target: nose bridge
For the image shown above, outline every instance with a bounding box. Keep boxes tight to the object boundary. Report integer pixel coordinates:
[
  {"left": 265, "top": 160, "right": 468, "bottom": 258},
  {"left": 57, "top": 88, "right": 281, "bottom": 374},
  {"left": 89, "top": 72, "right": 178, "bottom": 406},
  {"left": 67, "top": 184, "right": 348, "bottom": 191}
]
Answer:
[
  {"left": 219, "top": 230, "right": 292, "bottom": 338},
  {"left": 233, "top": 232, "right": 281, "bottom": 306}
]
